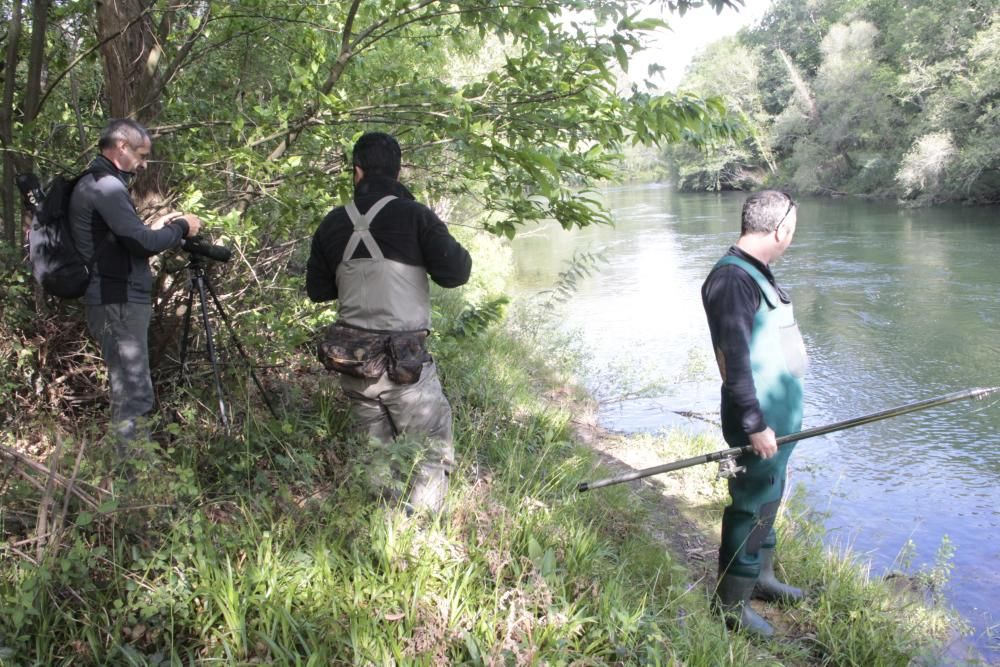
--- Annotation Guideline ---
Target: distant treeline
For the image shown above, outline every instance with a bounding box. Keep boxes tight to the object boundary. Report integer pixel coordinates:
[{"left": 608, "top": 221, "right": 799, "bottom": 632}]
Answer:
[{"left": 663, "top": 0, "right": 999, "bottom": 205}]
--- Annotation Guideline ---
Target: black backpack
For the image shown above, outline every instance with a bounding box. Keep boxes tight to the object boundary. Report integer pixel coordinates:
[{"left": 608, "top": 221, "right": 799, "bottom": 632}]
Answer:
[{"left": 17, "top": 169, "right": 110, "bottom": 299}]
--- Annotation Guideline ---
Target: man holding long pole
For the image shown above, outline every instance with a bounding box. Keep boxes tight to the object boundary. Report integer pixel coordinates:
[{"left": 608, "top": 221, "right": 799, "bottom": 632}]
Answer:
[{"left": 701, "top": 190, "right": 807, "bottom": 637}]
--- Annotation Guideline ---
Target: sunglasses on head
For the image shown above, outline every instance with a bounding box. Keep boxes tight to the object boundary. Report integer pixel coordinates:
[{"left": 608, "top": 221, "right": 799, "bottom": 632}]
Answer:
[{"left": 778, "top": 194, "right": 797, "bottom": 226}]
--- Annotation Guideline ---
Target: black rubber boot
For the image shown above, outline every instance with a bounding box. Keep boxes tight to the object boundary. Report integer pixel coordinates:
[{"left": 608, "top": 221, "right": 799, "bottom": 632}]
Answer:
[
  {"left": 715, "top": 573, "right": 775, "bottom": 638},
  {"left": 752, "top": 547, "right": 804, "bottom": 604}
]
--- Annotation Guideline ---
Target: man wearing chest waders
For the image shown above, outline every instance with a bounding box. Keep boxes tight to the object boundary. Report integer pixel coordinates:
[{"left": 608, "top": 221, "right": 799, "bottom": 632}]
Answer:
[
  {"left": 701, "top": 190, "right": 808, "bottom": 637},
  {"left": 307, "top": 132, "right": 472, "bottom": 515}
]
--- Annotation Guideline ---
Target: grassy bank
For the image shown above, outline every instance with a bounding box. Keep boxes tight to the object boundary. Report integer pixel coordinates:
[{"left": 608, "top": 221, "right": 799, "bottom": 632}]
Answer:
[{"left": 0, "top": 247, "right": 971, "bottom": 665}]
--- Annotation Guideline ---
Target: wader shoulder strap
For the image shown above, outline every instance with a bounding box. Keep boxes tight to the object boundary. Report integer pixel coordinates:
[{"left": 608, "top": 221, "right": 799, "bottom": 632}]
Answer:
[
  {"left": 342, "top": 196, "right": 397, "bottom": 262},
  {"left": 713, "top": 255, "right": 780, "bottom": 309}
]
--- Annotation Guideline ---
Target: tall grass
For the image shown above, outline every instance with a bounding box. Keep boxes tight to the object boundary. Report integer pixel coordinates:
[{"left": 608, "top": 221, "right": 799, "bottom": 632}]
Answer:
[{"left": 0, "top": 295, "right": 968, "bottom": 665}]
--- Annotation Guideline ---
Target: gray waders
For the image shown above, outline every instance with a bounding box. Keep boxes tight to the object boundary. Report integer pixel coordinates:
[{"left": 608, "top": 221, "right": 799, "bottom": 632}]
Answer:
[
  {"left": 710, "top": 255, "right": 808, "bottom": 636},
  {"left": 335, "top": 196, "right": 455, "bottom": 514},
  {"left": 339, "top": 363, "right": 454, "bottom": 514}
]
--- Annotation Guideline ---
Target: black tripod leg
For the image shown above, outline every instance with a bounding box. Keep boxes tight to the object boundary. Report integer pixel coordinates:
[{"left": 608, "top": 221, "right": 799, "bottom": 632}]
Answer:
[
  {"left": 178, "top": 283, "right": 196, "bottom": 379},
  {"left": 193, "top": 273, "right": 232, "bottom": 433},
  {"left": 202, "top": 275, "right": 278, "bottom": 419}
]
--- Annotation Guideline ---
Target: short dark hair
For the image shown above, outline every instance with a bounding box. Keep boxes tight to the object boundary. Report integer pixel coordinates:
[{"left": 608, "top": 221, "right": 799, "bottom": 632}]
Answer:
[
  {"left": 741, "top": 190, "right": 796, "bottom": 235},
  {"left": 98, "top": 119, "right": 150, "bottom": 151},
  {"left": 352, "top": 132, "right": 401, "bottom": 179}
]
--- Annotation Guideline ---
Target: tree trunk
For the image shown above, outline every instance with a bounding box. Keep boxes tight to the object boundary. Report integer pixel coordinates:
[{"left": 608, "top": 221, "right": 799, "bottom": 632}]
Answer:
[
  {"left": 95, "top": 0, "right": 159, "bottom": 121},
  {"left": 17, "top": 0, "right": 51, "bottom": 255},
  {"left": 1, "top": 0, "right": 24, "bottom": 247},
  {"left": 24, "top": 0, "right": 49, "bottom": 123},
  {"left": 777, "top": 48, "right": 818, "bottom": 125},
  {"left": 95, "top": 0, "right": 165, "bottom": 203}
]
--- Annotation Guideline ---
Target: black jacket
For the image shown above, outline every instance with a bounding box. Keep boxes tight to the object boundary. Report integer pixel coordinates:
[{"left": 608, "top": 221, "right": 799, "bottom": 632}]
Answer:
[
  {"left": 306, "top": 176, "right": 472, "bottom": 303},
  {"left": 701, "top": 245, "right": 791, "bottom": 437}
]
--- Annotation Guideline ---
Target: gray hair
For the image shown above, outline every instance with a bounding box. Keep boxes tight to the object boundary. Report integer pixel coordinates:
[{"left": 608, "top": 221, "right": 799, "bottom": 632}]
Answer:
[
  {"left": 98, "top": 119, "right": 150, "bottom": 151},
  {"left": 741, "top": 190, "right": 796, "bottom": 235}
]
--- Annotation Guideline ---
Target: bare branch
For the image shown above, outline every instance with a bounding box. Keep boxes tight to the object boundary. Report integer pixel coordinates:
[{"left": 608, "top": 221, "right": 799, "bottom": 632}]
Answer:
[
  {"left": 143, "top": 4, "right": 213, "bottom": 114},
  {"left": 0, "top": 441, "right": 103, "bottom": 510}
]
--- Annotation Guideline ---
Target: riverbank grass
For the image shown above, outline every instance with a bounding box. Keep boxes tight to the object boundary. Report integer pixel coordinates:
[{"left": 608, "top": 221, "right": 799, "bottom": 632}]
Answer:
[
  {"left": 0, "top": 304, "right": 966, "bottom": 665},
  {"left": 581, "top": 424, "right": 967, "bottom": 666}
]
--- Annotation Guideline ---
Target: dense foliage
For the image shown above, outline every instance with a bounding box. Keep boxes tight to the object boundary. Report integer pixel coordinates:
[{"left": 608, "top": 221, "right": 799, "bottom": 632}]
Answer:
[
  {"left": 0, "top": 1, "right": 743, "bottom": 657},
  {"left": 0, "top": 0, "right": 746, "bottom": 411},
  {"left": 666, "top": 0, "right": 1000, "bottom": 205},
  {"left": 0, "top": 0, "right": 742, "bottom": 249},
  {"left": 0, "top": 0, "right": 747, "bottom": 459}
]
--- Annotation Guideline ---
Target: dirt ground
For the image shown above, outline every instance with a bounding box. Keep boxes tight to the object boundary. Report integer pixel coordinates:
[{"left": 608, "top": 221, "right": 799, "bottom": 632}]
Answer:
[{"left": 566, "top": 397, "right": 720, "bottom": 583}]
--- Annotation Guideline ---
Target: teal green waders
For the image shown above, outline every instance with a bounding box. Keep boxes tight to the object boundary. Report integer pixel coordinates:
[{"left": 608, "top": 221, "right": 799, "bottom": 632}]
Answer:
[{"left": 710, "top": 255, "right": 808, "bottom": 636}]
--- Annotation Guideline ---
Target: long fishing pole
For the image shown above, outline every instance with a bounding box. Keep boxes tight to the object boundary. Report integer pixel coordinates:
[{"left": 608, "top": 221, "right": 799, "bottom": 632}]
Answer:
[{"left": 577, "top": 386, "right": 999, "bottom": 493}]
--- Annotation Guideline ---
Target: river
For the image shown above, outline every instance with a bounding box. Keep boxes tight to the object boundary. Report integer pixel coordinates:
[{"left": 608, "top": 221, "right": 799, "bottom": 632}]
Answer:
[{"left": 509, "top": 184, "right": 1000, "bottom": 662}]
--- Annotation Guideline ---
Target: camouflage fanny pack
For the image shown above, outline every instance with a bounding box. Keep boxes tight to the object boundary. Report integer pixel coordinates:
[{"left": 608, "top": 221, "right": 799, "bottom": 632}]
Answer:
[
  {"left": 317, "top": 323, "right": 389, "bottom": 379},
  {"left": 317, "top": 323, "right": 430, "bottom": 384},
  {"left": 386, "top": 330, "right": 431, "bottom": 384}
]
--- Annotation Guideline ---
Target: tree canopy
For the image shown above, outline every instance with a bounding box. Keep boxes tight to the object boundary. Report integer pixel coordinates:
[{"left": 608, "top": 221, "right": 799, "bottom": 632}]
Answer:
[
  {"left": 0, "top": 0, "right": 744, "bottom": 248},
  {"left": 668, "top": 0, "right": 1000, "bottom": 205}
]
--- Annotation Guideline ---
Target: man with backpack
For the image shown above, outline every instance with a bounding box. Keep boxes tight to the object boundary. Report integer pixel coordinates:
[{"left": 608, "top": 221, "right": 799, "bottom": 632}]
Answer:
[
  {"left": 306, "top": 132, "right": 472, "bottom": 515},
  {"left": 70, "top": 119, "right": 202, "bottom": 470}
]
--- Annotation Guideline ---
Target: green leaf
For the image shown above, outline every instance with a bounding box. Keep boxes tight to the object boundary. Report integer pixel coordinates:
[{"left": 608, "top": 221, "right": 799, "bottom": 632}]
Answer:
[
  {"left": 540, "top": 548, "right": 557, "bottom": 577},
  {"left": 98, "top": 499, "right": 119, "bottom": 514},
  {"left": 527, "top": 535, "right": 542, "bottom": 560},
  {"left": 614, "top": 42, "right": 629, "bottom": 73}
]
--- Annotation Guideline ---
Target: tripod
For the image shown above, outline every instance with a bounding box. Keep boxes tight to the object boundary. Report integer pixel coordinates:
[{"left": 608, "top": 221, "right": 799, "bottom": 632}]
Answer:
[{"left": 177, "top": 253, "right": 277, "bottom": 432}]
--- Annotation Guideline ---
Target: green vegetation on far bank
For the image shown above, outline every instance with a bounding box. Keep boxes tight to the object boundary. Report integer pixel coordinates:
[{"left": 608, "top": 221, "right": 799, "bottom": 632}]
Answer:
[
  {"left": 0, "top": 244, "right": 972, "bottom": 665},
  {"left": 659, "top": 0, "right": 1000, "bottom": 207}
]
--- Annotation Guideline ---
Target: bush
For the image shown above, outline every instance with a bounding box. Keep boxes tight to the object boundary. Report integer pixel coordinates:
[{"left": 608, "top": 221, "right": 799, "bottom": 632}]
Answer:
[{"left": 896, "top": 132, "right": 956, "bottom": 203}]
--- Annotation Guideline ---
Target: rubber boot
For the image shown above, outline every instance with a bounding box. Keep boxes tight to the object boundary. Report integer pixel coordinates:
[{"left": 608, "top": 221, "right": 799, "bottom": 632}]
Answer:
[
  {"left": 715, "top": 573, "right": 775, "bottom": 638},
  {"left": 752, "top": 547, "right": 803, "bottom": 604}
]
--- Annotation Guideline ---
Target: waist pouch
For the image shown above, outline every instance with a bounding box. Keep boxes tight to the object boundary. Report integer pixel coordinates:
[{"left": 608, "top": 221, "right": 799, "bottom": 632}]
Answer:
[
  {"left": 318, "top": 324, "right": 430, "bottom": 384},
  {"left": 386, "top": 330, "right": 431, "bottom": 384}
]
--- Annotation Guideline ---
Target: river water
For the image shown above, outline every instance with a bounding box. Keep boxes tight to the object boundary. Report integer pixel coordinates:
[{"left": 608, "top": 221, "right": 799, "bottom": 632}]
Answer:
[{"left": 509, "top": 184, "right": 1000, "bottom": 661}]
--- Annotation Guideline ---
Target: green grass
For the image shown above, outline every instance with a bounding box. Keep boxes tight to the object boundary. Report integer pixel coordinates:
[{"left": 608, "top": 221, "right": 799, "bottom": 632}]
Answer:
[{"left": 0, "top": 296, "right": 973, "bottom": 666}]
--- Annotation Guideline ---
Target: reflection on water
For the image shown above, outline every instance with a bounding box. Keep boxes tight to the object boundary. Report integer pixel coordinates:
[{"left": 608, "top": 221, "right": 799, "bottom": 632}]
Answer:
[{"left": 510, "top": 184, "right": 1000, "bottom": 660}]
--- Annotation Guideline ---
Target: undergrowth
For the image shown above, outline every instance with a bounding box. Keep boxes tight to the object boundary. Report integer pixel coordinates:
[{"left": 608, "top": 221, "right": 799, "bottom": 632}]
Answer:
[{"left": 0, "top": 242, "right": 971, "bottom": 665}]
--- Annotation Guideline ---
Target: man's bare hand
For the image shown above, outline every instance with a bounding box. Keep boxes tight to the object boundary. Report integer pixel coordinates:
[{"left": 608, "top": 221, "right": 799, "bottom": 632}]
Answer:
[
  {"left": 749, "top": 427, "right": 778, "bottom": 459},
  {"left": 151, "top": 212, "right": 203, "bottom": 237},
  {"left": 180, "top": 214, "right": 202, "bottom": 237},
  {"left": 150, "top": 212, "right": 184, "bottom": 230}
]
